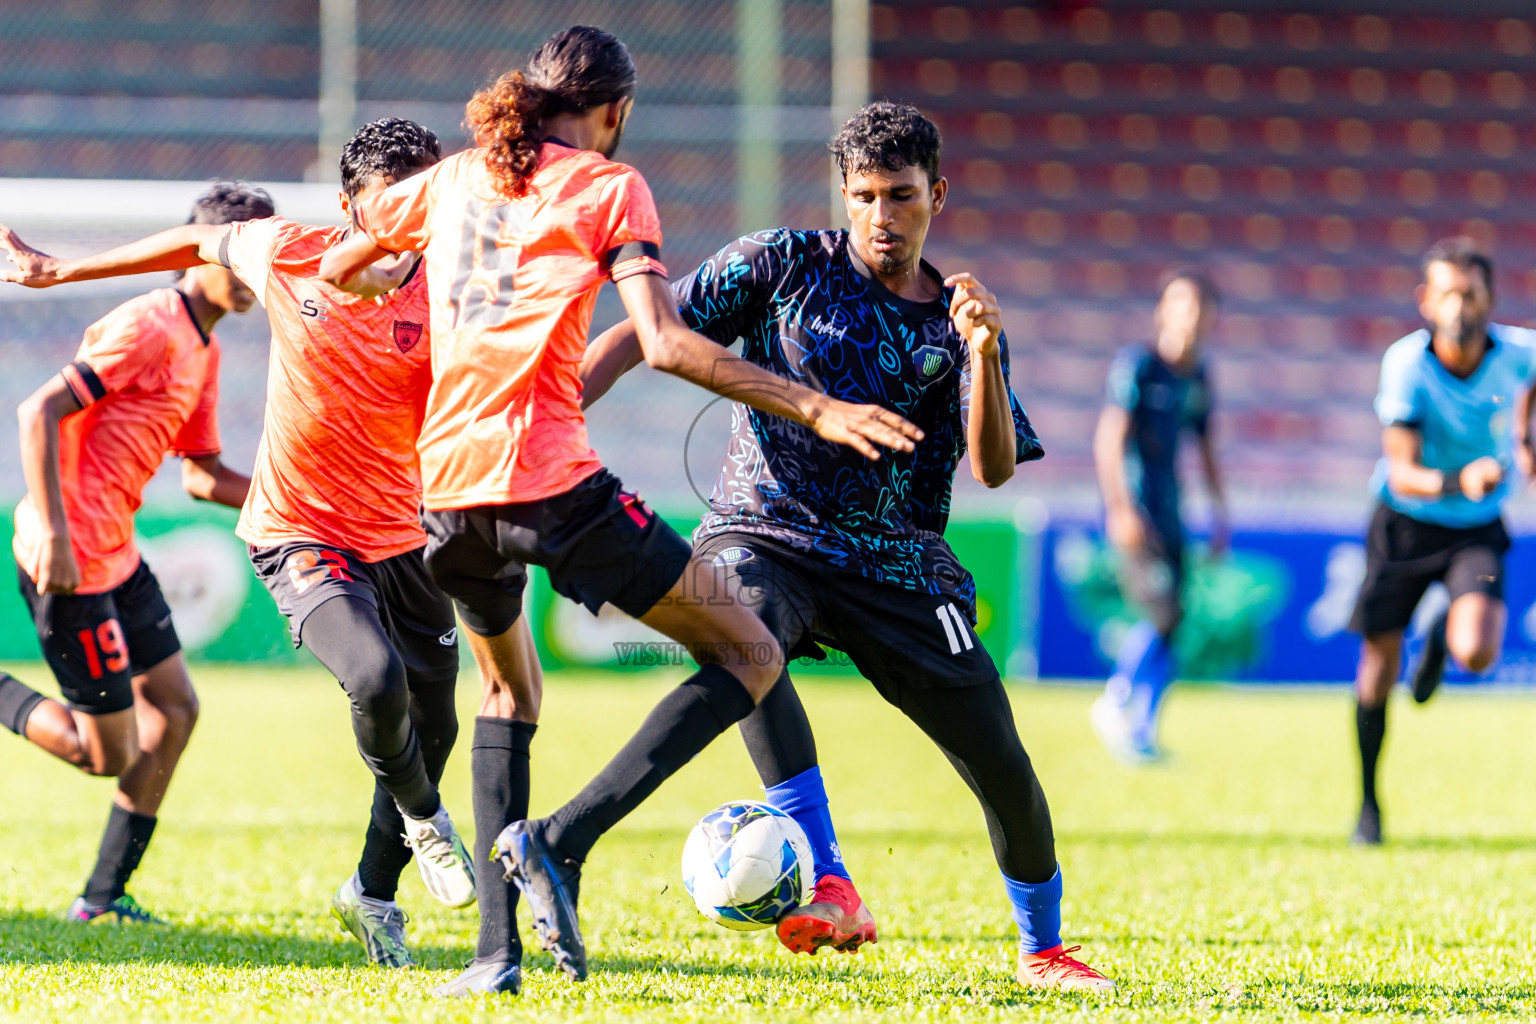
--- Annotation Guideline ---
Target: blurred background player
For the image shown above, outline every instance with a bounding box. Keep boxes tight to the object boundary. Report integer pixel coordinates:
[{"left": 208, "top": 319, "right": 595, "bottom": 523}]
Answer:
[
  {"left": 321, "top": 27, "right": 920, "bottom": 991},
  {"left": 1348, "top": 238, "right": 1536, "bottom": 846},
  {"left": 584, "top": 101, "right": 1113, "bottom": 993},
  {"left": 0, "top": 120, "right": 487, "bottom": 967},
  {"left": 0, "top": 182, "right": 265, "bottom": 923},
  {"left": 1090, "top": 270, "right": 1226, "bottom": 765}
]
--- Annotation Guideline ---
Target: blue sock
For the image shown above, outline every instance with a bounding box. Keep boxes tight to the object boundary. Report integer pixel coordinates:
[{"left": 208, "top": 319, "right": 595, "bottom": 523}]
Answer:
[
  {"left": 1128, "top": 630, "right": 1174, "bottom": 743},
  {"left": 1105, "top": 620, "right": 1160, "bottom": 708},
  {"left": 766, "top": 766, "right": 849, "bottom": 881},
  {"left": 1002, "top": 866, "right": 1062, "bottom": 953}
]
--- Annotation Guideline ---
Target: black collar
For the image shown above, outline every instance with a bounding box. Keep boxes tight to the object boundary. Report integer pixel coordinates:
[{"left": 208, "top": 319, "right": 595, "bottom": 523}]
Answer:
[
  {"left": 175, "top": 289, "right": 212, "bottom": 347},
  {"left": 843, "top": 235, "right": 946, "bottom": 318}
]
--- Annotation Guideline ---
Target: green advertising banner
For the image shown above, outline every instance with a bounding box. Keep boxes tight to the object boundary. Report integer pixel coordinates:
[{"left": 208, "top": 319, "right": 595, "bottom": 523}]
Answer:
[
  {"left": 526, "top": 509, "right": 1044, "bottom": 676},
  {"left": 0, "top": 503, "right": 300, "bottom": 664},
  {"left": 0, "top": 502, "right": 1044, "bottom": 680}
]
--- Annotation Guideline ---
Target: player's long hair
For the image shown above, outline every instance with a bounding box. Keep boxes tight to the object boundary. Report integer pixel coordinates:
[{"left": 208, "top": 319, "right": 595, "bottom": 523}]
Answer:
[{"left": 466, "top": 25, "right": 637, "bottom": 199}]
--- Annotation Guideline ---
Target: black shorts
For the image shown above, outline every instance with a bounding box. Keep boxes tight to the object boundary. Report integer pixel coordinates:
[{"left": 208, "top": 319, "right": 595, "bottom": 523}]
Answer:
[
  {"left": 17, "top": 559, "right": 181, "bottom": 715},
  {"left": 1349, "top": 503, "right": 1510, "bottom": 636},
  {"left": 1118, "top": 523, "right": 1185, "bottom": 634},
  {"left": 249, "top": 542, "right": 459, "bottom": 681},
  {"left": 693, "top": 530, "right": 998, "bottom": 704},
  {"left": 420, "top": 468, "right": 692, "bottom": 637}
]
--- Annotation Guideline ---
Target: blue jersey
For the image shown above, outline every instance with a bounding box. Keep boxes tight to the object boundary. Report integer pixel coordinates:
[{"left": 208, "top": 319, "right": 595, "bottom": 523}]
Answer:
[
  {"left": 1104, "top": 342, "right": 1211, "bottom": 542},
  {"left": 1370, "top": 324, "right": 1536, "bottom": 528},
  {"left": 674, "top": 228, "right": 1041, "bottom": 599}
]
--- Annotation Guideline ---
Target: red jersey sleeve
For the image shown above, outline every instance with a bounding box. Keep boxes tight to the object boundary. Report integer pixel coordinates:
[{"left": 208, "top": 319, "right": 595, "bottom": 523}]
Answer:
[
  {"left": 598, "top": 169, "right": 667, "bottom": 282},
  {"left": 221, "top": 217, "right": 287, "bottom": 308},
  {"left": 170, "top": 342, "right": 222, "bottom": 458},
  {"left": 60, "top": 304, "right": 170, "bottom": 408},
  {"left": 357, "top": 162, "right": 441, "bottom": 254}
]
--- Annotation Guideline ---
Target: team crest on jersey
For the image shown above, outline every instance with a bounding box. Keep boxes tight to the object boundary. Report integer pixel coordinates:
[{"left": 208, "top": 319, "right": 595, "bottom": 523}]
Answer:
[
  {"left": 912, "top": 344, "right": 955, "bottom": 384},
  {"left": 393, "top": 321, "right": 423, "bottom": 353},
  {"left": 712, "top": 547, "right": 755, "bottom": 568}
]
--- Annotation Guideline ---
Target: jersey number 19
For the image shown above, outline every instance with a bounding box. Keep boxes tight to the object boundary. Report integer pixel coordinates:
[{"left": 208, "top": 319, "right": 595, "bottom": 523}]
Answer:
[{"left": 451, "top": 198, "right": 521, "bottom": 328}]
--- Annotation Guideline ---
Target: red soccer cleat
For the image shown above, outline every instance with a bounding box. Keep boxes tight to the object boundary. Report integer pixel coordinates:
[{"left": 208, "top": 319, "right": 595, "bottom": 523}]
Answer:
[
  {"left": 775, "top": 875, "right": 878, "bottom": 955},
  {"left": 1016, "top": 944, "right": 1116, "bottom": 993}
]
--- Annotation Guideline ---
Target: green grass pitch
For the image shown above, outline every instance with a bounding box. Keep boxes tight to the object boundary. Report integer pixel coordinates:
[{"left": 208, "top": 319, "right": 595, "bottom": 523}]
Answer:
[{"left": 2, "top": 663, "right": 1535, "bottom": 1022}]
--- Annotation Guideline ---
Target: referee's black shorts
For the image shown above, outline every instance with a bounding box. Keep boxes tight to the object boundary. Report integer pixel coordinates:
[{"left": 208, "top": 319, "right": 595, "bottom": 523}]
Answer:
[{"left": 1349, "top": 503, "right": 1509, "bottom": 636}]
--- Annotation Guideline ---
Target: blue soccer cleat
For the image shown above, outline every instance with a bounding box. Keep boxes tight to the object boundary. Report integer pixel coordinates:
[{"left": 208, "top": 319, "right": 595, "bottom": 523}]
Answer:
[
  {"left": 493, "top": 819, "right": 587, "bottom": 982},
  {"left": 434, "top": 956, "right": 522, "bottom": 997}
]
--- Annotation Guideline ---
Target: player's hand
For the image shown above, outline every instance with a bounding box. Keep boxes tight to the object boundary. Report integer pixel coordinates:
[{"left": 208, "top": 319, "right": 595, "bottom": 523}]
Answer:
[
  {"left": 0, "top": 224, "right": 64, "bottom": 288},
  {"left": 1516, "top": 438, "right": 1536, "bottom": 483},
  {"left": 1106, "top": 503, "right": 1146, "bottom": 552},
  {"left": 945, "top": 273, "right": 1002, "bottom": 360},
  {"left": 1459, "top": 456, "right": 1504, "bottom": 501},
  {"left": 39, "top": 535, "right": 81, "bottom": 594},
  {"left": 1208, "top": 515, "right": 1231, "bottom": 560},
  {"left": 806, "top": 397, "right": 923, "bottom": 461}
]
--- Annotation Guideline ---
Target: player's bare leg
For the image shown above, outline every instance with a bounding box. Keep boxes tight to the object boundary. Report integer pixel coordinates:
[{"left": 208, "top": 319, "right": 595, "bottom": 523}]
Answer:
[
  {"left": 1353, "top": 631, "right": 1400, "bottom": 845},
  {"left": 437, "top": 616, "right": 540, "bottom": 997},
  {"left": 16, "top": 693, "right": 139, "bottom": 776}
]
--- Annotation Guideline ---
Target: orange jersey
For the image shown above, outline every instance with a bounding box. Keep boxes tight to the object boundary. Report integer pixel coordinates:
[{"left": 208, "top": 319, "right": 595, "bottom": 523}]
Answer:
[
  {"left": 14, "top": 288, "right": 221, "bottom": 594},
  {"left": 223, "top": 216, "right": 432, "bottom": 561},
  {"left": 357, "top": 142, "right": 666, "bottom": 510}
]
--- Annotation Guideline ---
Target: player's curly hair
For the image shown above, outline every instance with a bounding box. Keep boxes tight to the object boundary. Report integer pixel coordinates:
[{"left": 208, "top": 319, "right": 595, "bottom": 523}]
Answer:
[
  {"left": 340, "top": 117, "right": 441, "bottom": 199},
  {"left": 830, "top": 101, "right": 942, "bottom": 183},
  {"left": 465, "top": 25, "right": 637, "bottom": 199},
  {"left": 187, "top": 179, "right": 274, "bottom": 226}
]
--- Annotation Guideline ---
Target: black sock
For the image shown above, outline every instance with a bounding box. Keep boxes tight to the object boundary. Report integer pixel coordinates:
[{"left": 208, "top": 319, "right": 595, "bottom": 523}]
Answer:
[
  {"left": 1357, "top": 700, "right": 1387, "bottom": 808},
  {"left": 0, "top": 672, "right": 47, "bottom": 736},
  {"left": 82, "top": 803, "right": 157, "bottom": 906},
  {"left": 545, "top": 665, "right": 754, "bottom": 863},
  {"left": 357, "top": 781, "right": 412, "bottom": 902},
  {"left": 369, "top": 728, "right": 441, "bottom": 821},
  {"left": 738, "top": 670, "right": 817, "bottom": 788},
  {"left": 473, "top": 716, "right": 536, "bottom": 962}
]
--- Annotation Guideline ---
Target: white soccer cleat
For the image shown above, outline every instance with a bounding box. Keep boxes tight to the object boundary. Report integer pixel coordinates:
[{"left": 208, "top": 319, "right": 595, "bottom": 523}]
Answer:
[
  {"left": 401, "top": 804, "right": 477, "bottom": 908},
  {"left": 330, "top": 872, "right": 416, "bottom": 968},
  {"left": 1090, "top": 694, "right": 1159, "bottom": 766}
]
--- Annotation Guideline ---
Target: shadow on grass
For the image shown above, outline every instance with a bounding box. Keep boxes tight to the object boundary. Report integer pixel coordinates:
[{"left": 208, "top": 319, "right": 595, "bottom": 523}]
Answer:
[
  {"left": 0, "top": 910, "right": 802, "bottom": 986},
  {"left": 0, "top": 909, "right": 470, "bottom": 971},
  {"left": 1061, "top": 829, "right": 1536, "bottom": 853}
]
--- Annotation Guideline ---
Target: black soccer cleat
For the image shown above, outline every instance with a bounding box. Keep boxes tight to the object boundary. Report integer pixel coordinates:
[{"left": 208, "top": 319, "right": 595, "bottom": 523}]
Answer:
[
  {"left": 1411, "top": 614, "right": 1449, "bottom": 705},
  {"left": 494, "top": 819, "right": 587, "bottom": 982},
  {"left": 1351, "top": 801, "right": 1382, "bottom": 846}
]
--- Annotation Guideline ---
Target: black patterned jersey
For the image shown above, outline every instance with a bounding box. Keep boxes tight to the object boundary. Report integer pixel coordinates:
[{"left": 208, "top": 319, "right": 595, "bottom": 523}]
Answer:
[{"left": 674, "top": 228, "right": 1042, "bottom": 602}]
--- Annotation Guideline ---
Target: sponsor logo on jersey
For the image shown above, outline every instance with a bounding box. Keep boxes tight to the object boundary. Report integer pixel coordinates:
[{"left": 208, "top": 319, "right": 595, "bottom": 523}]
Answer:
[
  {"left": 912, "top": 344, "right": 955, "bottom": 384},
  {"left": 438, "top": 627, "right": 457, "bottom": 647},
  {"left": 712, "top": 547, "right": 755, "bottom": 568},
  {"left": 806, "top": 313, "right": 848, "bottom": 340},
  {"left": 300, "top": 297, "right": 330, "bottom": 321},
  {"left": 394, "top": 321, "right": 423, "bottom": 353}
]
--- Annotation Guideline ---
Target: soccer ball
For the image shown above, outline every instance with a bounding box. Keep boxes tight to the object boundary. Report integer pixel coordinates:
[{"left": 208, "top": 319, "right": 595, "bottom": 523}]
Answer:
[{"left": 681, "top": 800, "right": 814, "bottom": 931}]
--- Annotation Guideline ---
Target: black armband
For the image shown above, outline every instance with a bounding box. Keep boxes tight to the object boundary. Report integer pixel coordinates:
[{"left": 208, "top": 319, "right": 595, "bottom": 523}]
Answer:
[{"left": 1441, "top": 469, "right": 1462, "bottom": 496}]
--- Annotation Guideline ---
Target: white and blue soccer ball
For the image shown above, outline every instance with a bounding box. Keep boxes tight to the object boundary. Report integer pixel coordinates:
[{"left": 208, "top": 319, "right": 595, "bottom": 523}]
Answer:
[{"left": 681, "top": 800, "right": 814, "bottom": 931}]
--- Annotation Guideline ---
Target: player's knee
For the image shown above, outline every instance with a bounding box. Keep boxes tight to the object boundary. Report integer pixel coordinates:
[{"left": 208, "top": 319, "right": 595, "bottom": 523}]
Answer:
[
  {"left": 344, "top": 650, "right": 410, "bottom": 723},
  {"left": 161, "top": 693, "right": 200, "bottom": 744},
  {"left": 88, "top": 744, "right": 138, "bottom": 778},
  {"left": 1453, "top": 638, "right": 1499, "bottom": 674}
]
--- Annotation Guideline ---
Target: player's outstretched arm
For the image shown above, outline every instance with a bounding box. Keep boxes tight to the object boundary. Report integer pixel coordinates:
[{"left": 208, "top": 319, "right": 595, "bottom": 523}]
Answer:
[
  {"left": 0, "top": 223, "right": 227, "bottom": 288},
  {"left": 317, "top": 232, "right": 414, "bottom": 300},
  {"left": 613, "top": 273, "right": 924, "bottom": 460},
  {"left": 580, "top": 321, "right": 648, "bottom": 409},
  {"left": 17, "top": 377, "right": 84, "bottom": 593},
  {"left": 181, "top": 456, "right": 251, "bottom": 510},
  {"left": 947, "top": 273, "right": 1015, "bottom": 487}
]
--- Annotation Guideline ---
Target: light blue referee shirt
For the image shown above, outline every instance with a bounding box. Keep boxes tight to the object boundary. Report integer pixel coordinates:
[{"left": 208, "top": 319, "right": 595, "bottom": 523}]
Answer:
[{"left": 1370, "top": 323, "right": 1536, "bottom": 528}]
